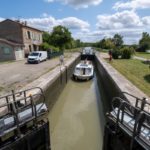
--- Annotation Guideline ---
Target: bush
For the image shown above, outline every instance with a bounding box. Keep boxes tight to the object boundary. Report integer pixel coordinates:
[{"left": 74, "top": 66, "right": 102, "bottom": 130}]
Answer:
[
  {"left": 121, "top": 47, "right": 134, "bottom": 59},
  {"left": 112, "top": 49, "right": 122, "bottom": 59},
  {"left": 40, "top": 42, "right": 59, "bottom": 52}
]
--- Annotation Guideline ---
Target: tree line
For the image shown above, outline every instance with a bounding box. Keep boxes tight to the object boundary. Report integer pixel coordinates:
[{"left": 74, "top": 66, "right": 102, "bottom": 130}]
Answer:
[
  {"left": 40, "top": 25, "right": 150, "bottom": 58},
  {"left": 41, "top": 25, "right": 85, "bottom": 52}
]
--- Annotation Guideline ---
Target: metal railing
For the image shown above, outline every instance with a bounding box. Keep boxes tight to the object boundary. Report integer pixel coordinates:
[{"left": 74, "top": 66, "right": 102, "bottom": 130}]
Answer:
[
  {"left": 122, "top": 92, "right": 150, "bottom": 113},
  {"left": 0, "top": 87, "right": 47, "bottom": 138},
  {"left": 111, "top": 93, "right": 150, "bottom": 150}
]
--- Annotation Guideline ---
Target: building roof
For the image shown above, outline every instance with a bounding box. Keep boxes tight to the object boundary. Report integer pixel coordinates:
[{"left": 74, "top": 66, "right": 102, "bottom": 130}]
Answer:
[
  {"left": 0, "top": 19, "right": 43, "bottom": 33},
  {"left": 0, "top": 38, "right": 24, "bottom": 46}
]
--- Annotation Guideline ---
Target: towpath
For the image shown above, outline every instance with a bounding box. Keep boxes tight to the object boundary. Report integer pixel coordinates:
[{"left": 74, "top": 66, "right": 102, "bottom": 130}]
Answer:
[{"left": 0, "top": 53, "right": 78, "bottom": 96}]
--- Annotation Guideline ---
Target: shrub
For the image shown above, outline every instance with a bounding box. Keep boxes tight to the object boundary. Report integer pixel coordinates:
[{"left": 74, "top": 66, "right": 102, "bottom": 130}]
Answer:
[
  {"left": 40, "top": 42, "right": 59, "bottom": 52},
  {"left": 121, "top": 47, "right": 134, "bottom": 59},
  {"left": 112, "top": 49, "right": 122, "bottom": 59}
]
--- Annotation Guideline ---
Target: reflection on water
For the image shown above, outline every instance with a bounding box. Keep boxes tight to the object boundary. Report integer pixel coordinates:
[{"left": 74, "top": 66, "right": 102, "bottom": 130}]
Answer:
[{"left": 49, "top": 76, "right": 105, "bottom": 150}]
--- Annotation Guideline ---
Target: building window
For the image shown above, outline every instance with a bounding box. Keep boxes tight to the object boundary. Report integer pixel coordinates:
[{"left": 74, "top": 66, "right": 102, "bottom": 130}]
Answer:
[
  {"left": 15, "top": 47, "right": 22, "bottom": 51},
  {"left": 38, "top": 34, "right": 40, "bottom": 41},
  {"left": 29, "top": 45, "right": 32, "bottom": 52},
  {"left": 27, "top": 31, "right": 31, "bottom": 39},
  {"left": 3, "top": 47, "right": 11, "bottom": 55}
]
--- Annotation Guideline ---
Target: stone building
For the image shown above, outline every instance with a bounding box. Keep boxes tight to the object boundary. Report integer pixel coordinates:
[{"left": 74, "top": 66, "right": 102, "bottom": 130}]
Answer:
[
  {"left": 0, "top": 19, "right": 43, "bottom": 58},
  {"left": 0, "top": 38, "right": 24, "bottom": 61}
]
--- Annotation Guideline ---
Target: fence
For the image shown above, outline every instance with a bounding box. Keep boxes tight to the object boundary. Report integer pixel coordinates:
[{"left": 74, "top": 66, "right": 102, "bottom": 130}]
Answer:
[{"left": 47, "top": 51, "right": 63, "bottom": 59}]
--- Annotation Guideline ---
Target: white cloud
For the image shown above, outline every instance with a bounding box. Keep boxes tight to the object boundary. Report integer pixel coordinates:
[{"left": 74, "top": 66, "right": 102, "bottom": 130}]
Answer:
[
  {"left": 22, "top": 11, "right": 150, "bottom": 44},
  {"left": 44, "top": 0, "right": 54, "bottom": 2},
  {"left": 0, "top": 18, "right": 5, "bottom": 22},
  {"left": 96, "top": 10, "right": 142, "bottom": 30},
  {"left": 92, "top": 10, "right": 150, "bottom": 44},
  {"left": 113, "top": 0, "right": 150, "bottom": 10},
  {"left": 21, "top": 16, "right": 90, "bottom": 32},
  {"left": 42, "top": 13, "right": 49, "bottom": 18},
  {"left": 74, "top": 28, "right": 144, "bottom": 44},
  {"left": 57, "top": 17, "right": 90, "bottom": 30},
  {"left": 142, "top": 16, "right": 150, "bottom": 26},
  {"left": 45, "top": 0, "right": 103, "bottom": 8}
]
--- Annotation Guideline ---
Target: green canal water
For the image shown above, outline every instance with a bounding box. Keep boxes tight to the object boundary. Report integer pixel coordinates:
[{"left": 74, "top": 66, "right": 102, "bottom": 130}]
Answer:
[{"left": 49, "top": 76, "right": 105, "bottom": 150}]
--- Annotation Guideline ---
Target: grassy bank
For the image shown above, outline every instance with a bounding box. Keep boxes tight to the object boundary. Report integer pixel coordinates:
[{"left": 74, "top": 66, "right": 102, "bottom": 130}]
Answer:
[
  {"left": 65, "top": 48, "right": 81, "bottom": 52},
  {"left": 135, "top": 52, "right": 150, "bottom": 59},
  {"left": 109, "top": 59, "right": 150, "bottom": 97}
]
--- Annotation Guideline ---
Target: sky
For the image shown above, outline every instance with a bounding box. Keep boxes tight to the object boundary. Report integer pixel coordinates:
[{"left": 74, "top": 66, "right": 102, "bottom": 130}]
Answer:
[{"left": 0, "top": 0, "right": 150, "bottom": 44}]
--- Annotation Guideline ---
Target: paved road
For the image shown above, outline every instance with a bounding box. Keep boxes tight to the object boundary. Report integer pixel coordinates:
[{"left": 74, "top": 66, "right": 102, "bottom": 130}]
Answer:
[{"left": 0, "top": 53, "right": 75, "bottom": 96}]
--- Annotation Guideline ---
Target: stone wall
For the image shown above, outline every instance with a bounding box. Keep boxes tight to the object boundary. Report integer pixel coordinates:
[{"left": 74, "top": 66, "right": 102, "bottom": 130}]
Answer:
[
  {"left": 22, "top": 53, "right": 81, "bottom": 110},
  {"left": 0, "top": 20, "right": 23, "bottom": 44},
  {"left": 0, "top": 42, "right": 15, "bottom": 61}
]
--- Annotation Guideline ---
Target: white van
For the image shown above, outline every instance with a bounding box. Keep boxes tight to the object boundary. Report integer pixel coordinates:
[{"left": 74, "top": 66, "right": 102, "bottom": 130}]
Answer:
[{"left": 27, "top": 51, "right": 47, "bottom": 64}]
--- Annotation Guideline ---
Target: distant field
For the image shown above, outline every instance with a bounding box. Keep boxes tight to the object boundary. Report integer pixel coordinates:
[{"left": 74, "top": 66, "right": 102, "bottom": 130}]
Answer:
[
  {"left": 135, "top": 52, "right": 150, "bottom": 59},
  {"left": 109, "top": 59, "right": 150, "bottom": 97}
]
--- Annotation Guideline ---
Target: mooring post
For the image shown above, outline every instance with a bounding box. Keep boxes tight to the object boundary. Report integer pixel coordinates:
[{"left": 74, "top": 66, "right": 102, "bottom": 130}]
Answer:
[
  {"left": 12, "top": 101, "right": 21, "bottom": 138},
  {"left": 141, "top": 97, "right": 146, "bottom": 111},
  {"left": 65, "top": 66, "right": 68, "bottom": 83},
  {"left": 130, "top": 112, "right": 145, "bottom": 150}
]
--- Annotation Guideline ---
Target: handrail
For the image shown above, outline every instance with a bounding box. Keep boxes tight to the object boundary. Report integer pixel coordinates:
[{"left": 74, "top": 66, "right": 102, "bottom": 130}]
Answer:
[
  {"left": 0, "top": 93, "right": 45, "bottom": 109},
  {"left": 111, "top": 96, "right": 150, "bottom": 149},
  {"left": 0, "top": 87, "right": 45, "bottom": 113},
  {"left": 0, "top": 87, "right": 43, "bottom": 99},
  {"left": 122, "top": 91, "right": 150, "bottom": 114},
  {"left": 0, "top": 87, "right": 47, "bottom": 138}
]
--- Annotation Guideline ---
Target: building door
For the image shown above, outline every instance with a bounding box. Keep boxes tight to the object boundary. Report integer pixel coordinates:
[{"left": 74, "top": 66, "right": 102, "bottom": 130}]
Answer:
[
  {"left": 33, "top": 45, "right": 37, "bottom": 51},
  {"left": 15, "top": 48, "right": 24, "bottom": 60},
  {"left": 29, "top": 45, "right": 32, "bottom": 52}
]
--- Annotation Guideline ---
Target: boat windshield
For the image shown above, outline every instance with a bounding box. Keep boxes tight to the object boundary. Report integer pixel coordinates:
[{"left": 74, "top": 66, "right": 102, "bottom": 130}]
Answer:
[
  {"left": 75, "top": 67, "right": 92, "bottom": 75},
  {"left": 85, "top": 68, "right": 92, "bottom": 74}
]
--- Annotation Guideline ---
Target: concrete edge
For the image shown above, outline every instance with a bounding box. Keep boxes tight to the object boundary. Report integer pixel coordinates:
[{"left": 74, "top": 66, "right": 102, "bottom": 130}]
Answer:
[
  {"left": 22, "top": 53, "right": 80, "bottom": 94},
  {"left": 96, "top": 52, "right": 150, "bottom": 105}
]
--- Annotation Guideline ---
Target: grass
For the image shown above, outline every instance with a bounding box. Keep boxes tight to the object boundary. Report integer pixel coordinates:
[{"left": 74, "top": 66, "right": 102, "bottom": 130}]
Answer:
[
  {"left": 109, "top": 59, "right": 150, "bottom": 97},
  {"left": 135, "top": 52, "right": 150, "bottom": 59},
  {"left": 0, "top": 86, "right": 4, "bottom": 92},
  {"left": 65, "top": 48, "right": 81, "bottom": 52}
]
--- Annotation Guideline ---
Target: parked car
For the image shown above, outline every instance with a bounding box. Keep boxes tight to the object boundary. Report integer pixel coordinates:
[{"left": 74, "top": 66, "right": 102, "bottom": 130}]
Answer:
[{"left": 27, "top": 51, "right": 47, "bottom": 64}]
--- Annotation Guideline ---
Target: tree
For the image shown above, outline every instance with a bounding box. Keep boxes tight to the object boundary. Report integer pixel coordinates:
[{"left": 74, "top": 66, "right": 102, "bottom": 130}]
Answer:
[
  {"left": 99, "top": 38, "right": 115, "bottom": 49},
  {"left": 75, "top": 39, "right": 82, "bottom": 47},
  {"left": 104, "top": 38, "right": 115, "bottom": 49},
  {"left": 121, "top": 47, "right": 134, "bottom": 59},
  {"left": 40, "top": 42, "right": 50, "bottom": 50},
  {"left": 42, "top": 32, "right": 51, "bottom": 43},
  {"left": 139, "top": 32, "right": 150, "bottom": 52},
  {"left": 113, "top": 34, "right": 123, "bottom": 47},
  {"left": 50, "top": 25, "right": 72, "bottom": 51}
]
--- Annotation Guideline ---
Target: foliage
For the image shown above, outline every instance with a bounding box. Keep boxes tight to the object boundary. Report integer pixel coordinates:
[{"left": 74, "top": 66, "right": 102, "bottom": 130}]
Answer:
[
  {"left": 42, "top": 32, "right": 51, "bottom": 43},
  {"left": 112, "top": 34, "right": 124, "bottom": 47},
  {"left": 112, "top": 47, "right": 134, "bottom": 59},
  {"left": 40, "top": 42, "right": 59, "bottom": 52},
  {"left": 121, "top": 47, "right": 134, "bottom": 59},
  {"left": 50, "top": 25, "right": 72, "bottom": 51},
  {"left": 138, "top": 32, "right": 150, "bottom": 52},
  {"left": 99, "top": 38, "right": 115, "bottom": 49},
  {"left": 112, "top": 49, "right": 122, "bottom": 59},
  {"left": 40, "top": 42, "right": 50, "bottom": 50}
]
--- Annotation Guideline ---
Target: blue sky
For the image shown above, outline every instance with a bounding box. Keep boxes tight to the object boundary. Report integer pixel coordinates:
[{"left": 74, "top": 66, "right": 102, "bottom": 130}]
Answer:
[{"left": 0, "top": 0, "right": 150, "bottom": 44}]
